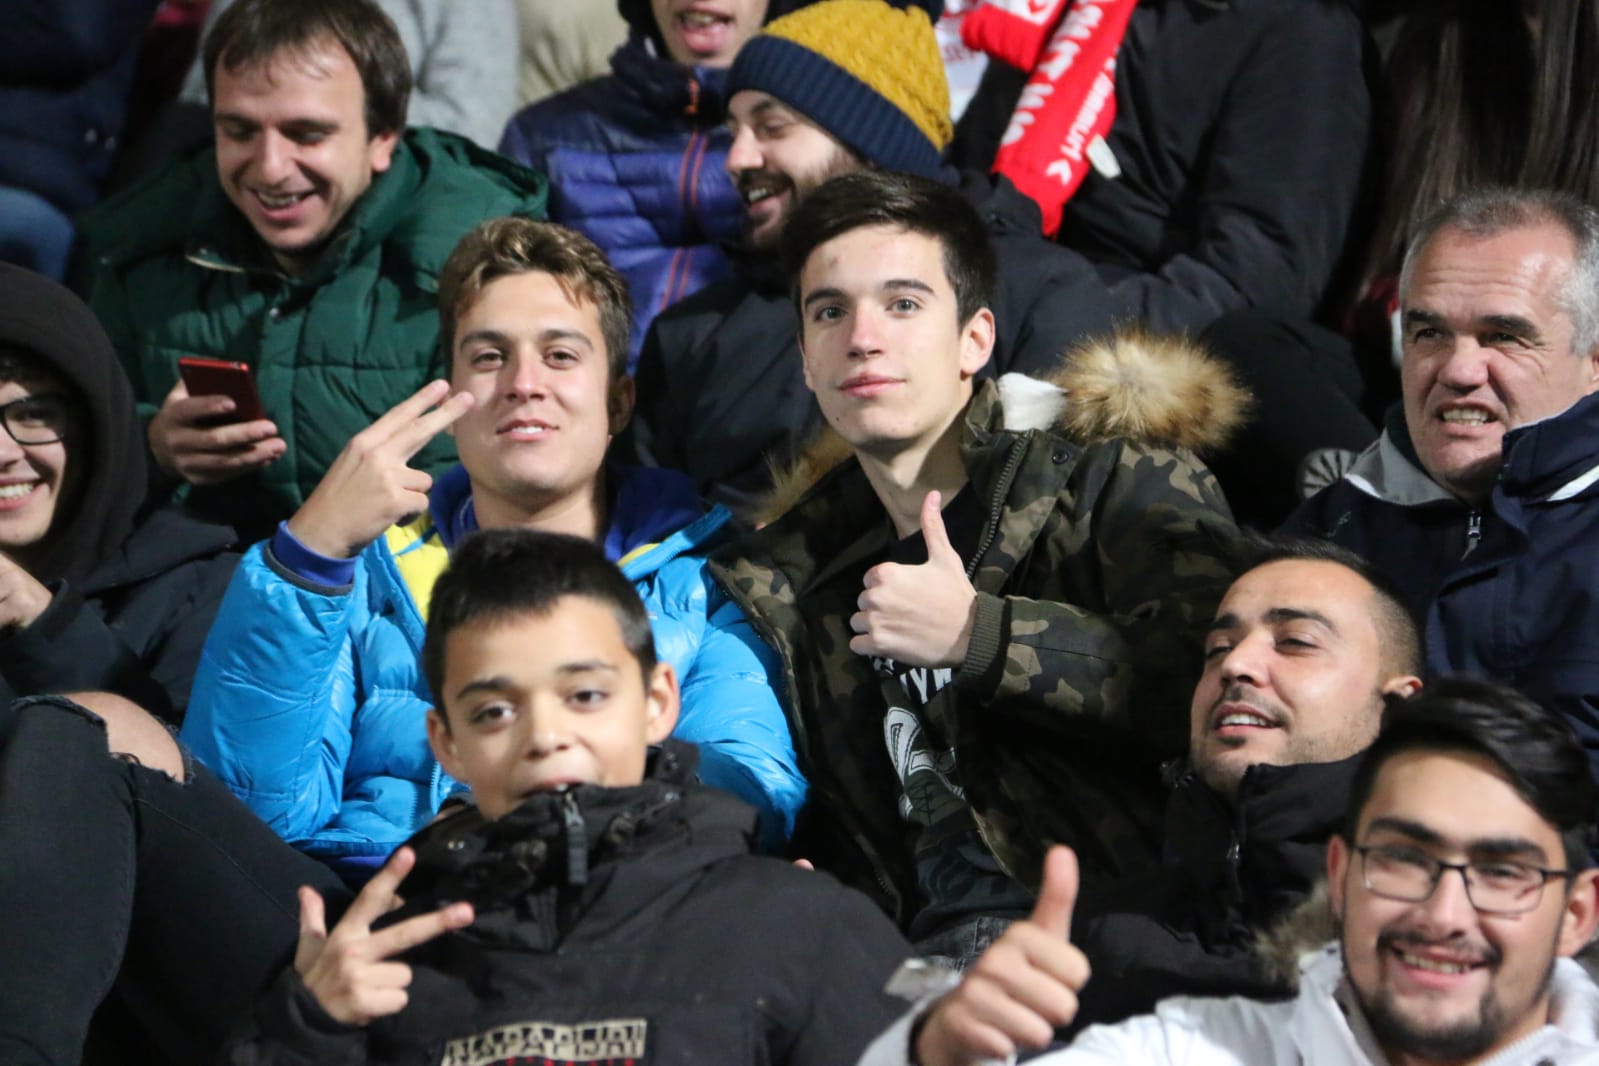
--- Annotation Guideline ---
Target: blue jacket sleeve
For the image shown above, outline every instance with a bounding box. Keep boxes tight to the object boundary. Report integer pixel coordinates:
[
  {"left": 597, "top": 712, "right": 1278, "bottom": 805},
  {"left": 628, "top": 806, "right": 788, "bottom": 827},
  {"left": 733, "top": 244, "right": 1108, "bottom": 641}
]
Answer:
[
  {"left": 655, "top": 556, "right": 807, "bottom": 851},
  {"left": 181, "top": 542, "right": 362, "bottom": 846}
]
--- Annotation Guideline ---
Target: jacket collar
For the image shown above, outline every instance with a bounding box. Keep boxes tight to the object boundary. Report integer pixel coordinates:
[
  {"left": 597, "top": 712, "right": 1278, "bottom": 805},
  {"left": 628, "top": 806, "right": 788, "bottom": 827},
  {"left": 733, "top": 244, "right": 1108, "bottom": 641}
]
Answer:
[
  {"left": 1343, "top": 394, "right": 1599, "bottom": 509},
  {"left": 611, "top": 34, "right": 731, "bottom": 121}
]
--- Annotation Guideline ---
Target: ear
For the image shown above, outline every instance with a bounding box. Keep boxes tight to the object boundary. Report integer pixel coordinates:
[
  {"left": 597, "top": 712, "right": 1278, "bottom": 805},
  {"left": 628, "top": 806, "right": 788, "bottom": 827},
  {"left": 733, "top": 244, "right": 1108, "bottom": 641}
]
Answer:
[
  {"left": 959, "top": 307, "right": 996, "bottom": 381},
  {"left": 1380, "top": 674, "right": 1423, "bottom": 699},
  {"left": 608, "top": 373, "right": 636, "bottom": 437},
  {"left": 1326, "top": 833, "right": 1351, "bottom": 923},
  {"left": 643, "top": 661, "right": 681, "bottom": 744},
  {"left": 1557, "top": 868, "right": 1599, "bottom": 957},
  {"left": 426, "top": 708, "right": 466, "bottom": 782},
  {"left": 368, "top": 128, "right": 400, "bottom": 175},
  {"left": 1584, "top": 345, "right": 1599, "bottom": 394}
]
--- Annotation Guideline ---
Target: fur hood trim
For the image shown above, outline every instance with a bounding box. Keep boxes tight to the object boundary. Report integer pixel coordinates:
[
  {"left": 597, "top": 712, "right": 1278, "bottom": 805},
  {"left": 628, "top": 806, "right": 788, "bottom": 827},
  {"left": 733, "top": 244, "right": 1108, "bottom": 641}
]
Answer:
[
  {"left": 1254, "top": 881, "right": 1337, "bottom": 991},
  {"left": 758, "top": 330, "right": 1249, "bottom": 525}
]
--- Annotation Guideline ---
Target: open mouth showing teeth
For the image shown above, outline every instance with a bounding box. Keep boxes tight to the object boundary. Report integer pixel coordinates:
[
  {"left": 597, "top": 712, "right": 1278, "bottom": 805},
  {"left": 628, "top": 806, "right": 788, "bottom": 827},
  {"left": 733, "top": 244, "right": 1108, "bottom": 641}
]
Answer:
[
  {"left": 1440, "top": 409, "right": 1492, "bottom": 425},
  {"left": 501, "top": 424, "right": 550, "bottom": 436},
  {"left": 1217, "top": 712, "right": 1274, "bottom": 728},
  {"left": 1398, "top": 951, "right": 1476, "bottom": 975},
  {"left": 0, "top": 484, "right": 36, "bottom": 501},
  {"left": 255, "top": 191, "right": 310, "bottom": 210},
  {"left": 681, "top": 11, "right": 730, "bottom": 29}
]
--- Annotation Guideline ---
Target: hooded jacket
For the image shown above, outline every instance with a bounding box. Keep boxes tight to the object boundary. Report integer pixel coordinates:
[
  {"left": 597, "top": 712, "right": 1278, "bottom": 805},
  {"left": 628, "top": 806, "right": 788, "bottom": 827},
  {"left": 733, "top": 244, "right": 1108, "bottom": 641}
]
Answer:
[
  {"left": 497, "top": 1, "right": 813, "bottom": 368},
  {"left": 80, "top": 128, "right": 549, "bottom": 541},
  {"left": 0, "top": 263, "right": 237, "bottom": 722},
  {"left": 1284, "top": 395, "right": 1599, "bottom": 796},
  {"left": 184, "top": 464, "right": 805, "bottom": 862},
  {"left": 225, "top": 742, "right": 912, "bottom": 1066},
  {"left": 1071, "top": 756, "right": 1357, "bottom": 1029},
  {"left": 626, "top": 170, "right": 1121, "bottom": 515},
  {"left": 859, "top": 943, "right": 1599, "bottom": 1065},
  {"left": 709, "top": 334, "right": 1242, "bottom": 925}
]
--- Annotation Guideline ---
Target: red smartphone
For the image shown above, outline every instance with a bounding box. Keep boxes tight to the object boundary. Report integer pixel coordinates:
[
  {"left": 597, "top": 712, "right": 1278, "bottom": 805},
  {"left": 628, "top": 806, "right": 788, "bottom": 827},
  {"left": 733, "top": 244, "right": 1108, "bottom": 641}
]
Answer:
[{"left": 177, "top": 357, "right": 266, "bottom": 422}]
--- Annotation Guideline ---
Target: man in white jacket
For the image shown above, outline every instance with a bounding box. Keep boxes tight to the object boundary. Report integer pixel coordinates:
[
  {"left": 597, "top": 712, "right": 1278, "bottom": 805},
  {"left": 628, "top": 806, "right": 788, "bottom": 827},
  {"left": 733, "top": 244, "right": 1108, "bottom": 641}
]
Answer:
[{"left": 866, "top": 677, "right": 1599, "bottom": 1066}]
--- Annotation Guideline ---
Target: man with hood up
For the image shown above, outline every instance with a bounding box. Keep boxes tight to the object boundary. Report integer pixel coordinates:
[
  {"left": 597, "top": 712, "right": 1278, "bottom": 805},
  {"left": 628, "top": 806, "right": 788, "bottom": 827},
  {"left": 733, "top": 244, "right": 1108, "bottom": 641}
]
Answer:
[
  {"left": 0, "top": 263, "right": 237, "bottom": 723},
  {"left": 499, "top": 0, "right": 811, "bottom": 368}
]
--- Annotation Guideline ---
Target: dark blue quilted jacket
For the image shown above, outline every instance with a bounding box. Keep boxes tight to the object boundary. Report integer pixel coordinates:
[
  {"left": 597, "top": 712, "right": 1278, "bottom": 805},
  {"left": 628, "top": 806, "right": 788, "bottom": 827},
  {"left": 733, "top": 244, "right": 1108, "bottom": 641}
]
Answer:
[{"left": 498, "top": 36, "right": 742, "bottom": 370}]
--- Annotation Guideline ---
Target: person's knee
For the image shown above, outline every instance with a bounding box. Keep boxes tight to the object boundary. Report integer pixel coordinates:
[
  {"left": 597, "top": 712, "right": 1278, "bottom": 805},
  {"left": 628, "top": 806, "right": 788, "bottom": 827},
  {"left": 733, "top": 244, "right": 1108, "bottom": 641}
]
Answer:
[{"left": 63, "top": 691, "right": 185, "bottom": 782}]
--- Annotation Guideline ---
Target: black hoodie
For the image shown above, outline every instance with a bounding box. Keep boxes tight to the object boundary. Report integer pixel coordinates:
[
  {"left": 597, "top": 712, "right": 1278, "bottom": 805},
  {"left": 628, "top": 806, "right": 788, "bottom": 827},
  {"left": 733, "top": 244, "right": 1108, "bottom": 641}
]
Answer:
[
  {"left": 227, "top": 742, "right": 914, "bottom": 1065},
  {"left": 0, "top": 263, "right": 237, "bottom": 721}
]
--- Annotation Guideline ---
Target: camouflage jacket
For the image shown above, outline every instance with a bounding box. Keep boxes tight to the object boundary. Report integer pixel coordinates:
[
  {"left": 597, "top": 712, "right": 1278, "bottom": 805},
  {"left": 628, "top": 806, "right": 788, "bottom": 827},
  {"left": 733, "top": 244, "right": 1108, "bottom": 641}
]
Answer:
[{"left": 710, "top": 334, "right": 1244, "bottom": 926}]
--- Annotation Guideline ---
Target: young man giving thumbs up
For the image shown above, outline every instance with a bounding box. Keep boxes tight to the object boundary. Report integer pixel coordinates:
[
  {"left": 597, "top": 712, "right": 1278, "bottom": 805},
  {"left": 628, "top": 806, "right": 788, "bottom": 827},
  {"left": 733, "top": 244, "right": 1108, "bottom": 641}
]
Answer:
[{"left": 709, "top": 169, "right": 1241, "bottom": 965}]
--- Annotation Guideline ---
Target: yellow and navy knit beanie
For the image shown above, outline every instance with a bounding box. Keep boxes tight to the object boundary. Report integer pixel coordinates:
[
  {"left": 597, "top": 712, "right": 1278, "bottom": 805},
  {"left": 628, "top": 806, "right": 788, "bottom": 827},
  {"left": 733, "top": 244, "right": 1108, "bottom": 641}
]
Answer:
[{"left": 727, "top": 0, "right": 952, "bottom": 179}]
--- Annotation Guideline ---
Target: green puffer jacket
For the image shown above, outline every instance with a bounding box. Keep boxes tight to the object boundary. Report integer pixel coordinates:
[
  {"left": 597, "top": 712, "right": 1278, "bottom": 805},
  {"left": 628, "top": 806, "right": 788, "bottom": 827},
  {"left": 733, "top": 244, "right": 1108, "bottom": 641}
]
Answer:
[
  {"left": 710, "top": 334, "right": 1244, "bottom": 927},
  {"left": 81, "top": 128, "right": 548, "bottom": 537}
]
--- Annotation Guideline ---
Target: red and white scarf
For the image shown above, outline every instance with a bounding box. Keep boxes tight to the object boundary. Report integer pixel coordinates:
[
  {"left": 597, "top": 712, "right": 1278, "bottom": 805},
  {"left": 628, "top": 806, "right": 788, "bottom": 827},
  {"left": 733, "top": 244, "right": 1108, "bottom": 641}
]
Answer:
[{"left": 961, "top": 0, "right": 1137, "bottom": 235}]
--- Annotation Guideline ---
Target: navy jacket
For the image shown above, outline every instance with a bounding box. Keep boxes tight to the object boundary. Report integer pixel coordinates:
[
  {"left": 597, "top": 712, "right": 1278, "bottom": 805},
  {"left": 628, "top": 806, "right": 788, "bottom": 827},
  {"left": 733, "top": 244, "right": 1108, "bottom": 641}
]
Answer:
[
  {"left": 0, "top": 0, "right": 163, "bottom": 212},
  {"left": 498, "top": 36, "right": 743, "bottom": 368},
  {"left": 1286, "top": 395, "right": 1599, "bottom": 784}
]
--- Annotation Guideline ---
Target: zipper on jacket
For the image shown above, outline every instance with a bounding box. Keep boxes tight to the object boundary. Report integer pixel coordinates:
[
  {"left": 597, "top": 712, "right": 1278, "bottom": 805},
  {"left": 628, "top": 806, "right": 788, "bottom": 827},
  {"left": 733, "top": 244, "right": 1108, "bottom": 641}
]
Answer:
[
  {"left": 562, "top": 790, "right": 589, "bottom": 886},
  {"left": 1463, "top": 511, "right": 1483, "bottom": 559},
  {"left": 966, "top": 437, "right": 1029, "bottom": 579}
]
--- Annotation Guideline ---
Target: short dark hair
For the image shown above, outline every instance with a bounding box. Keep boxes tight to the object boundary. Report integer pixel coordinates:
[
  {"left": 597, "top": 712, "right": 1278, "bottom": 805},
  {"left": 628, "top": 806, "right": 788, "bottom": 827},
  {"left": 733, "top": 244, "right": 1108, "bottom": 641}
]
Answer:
[
  {"left": 780, "top": 169, "right": 997, "bottom": 326},
  {"left": 1221, "top": 531, "right": 1424, "bottom": 678},
  {"left": 437, "top": 218, "right": 633, "bottom": 381},
  {"left": 1342, "top": 677, "right": 1599, "bottom": 871},
  {"left": 203, "top": 0, "right": 412, "bottom": 137},
  {"left": 422, "top": 530, "right": 657, "bottom": 728}
]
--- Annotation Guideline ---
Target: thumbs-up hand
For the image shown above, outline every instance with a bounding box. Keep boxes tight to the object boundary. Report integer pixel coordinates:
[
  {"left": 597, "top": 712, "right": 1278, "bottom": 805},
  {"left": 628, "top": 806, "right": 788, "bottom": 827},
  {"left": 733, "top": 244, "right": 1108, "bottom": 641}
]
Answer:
[
  {"left": 913, "top": 847, "right": 1090, "bottom": 1066},
  {"left": 850, "top": 491, "right": 977, "bottom": 668}
]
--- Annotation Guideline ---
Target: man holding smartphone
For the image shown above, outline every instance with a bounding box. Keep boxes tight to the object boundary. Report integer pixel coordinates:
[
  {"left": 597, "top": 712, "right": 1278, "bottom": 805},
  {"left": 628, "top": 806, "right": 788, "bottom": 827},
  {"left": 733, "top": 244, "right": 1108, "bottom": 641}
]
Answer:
[{"left": 80, "top": 0, "right": 546, "bottom": 541}]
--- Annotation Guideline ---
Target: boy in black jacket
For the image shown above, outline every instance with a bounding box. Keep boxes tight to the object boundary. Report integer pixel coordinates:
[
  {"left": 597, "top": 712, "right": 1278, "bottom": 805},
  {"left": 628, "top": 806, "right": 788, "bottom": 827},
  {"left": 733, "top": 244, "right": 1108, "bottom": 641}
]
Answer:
[{"left": 226, "top": 528, "right": 914, "bottom": 1065}]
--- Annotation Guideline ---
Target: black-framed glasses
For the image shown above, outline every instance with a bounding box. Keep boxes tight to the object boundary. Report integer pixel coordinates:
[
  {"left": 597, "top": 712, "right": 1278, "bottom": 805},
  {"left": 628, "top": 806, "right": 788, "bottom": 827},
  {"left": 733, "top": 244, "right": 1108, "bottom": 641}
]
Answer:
[
  {"left": 1355, "top": 843, "right": 1574, "bottom": 915},
  {"left": 0, "top": 393, "right": 74, "bottom": 445}
]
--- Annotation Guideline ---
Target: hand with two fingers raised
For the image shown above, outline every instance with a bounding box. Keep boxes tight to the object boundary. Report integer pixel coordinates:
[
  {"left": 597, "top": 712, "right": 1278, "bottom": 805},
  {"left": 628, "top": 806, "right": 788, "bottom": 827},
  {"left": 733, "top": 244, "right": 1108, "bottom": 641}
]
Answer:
[
  {"left": 148, "top": 379, "right": 285, "bottom": 486},
  {"left": 915, "top": 847, "right": 1090, "bottom": 1066},
  {"left": 286, "top": 380, "right": 474, "bottom": 559},
  {"left": 850, "top": 490, "right": 977, "bottom": 668},
  {"left": 294, "top": 846, "right": 474, "bottom": 1027}
]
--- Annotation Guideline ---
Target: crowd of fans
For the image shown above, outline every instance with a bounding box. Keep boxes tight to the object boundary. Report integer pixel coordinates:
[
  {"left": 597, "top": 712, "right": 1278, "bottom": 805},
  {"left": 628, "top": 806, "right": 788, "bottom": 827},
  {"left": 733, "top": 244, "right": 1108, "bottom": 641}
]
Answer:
[{"left": 4, "top": 0, "right": 1599, "bottom": 1064}]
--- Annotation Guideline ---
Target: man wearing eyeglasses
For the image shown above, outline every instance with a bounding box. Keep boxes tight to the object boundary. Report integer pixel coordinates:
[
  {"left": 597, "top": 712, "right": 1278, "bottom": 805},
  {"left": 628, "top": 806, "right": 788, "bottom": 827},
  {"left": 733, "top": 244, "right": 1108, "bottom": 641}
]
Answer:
[{"left": 871, "top": 676, "right": 1599, "bottom": 1066}]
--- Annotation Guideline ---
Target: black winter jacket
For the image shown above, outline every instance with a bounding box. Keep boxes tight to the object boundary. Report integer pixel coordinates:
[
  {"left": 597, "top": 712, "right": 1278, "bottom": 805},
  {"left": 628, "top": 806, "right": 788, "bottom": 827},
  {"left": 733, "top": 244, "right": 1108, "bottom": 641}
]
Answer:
[
  {"left": 225, "top": 743, "right": 913, "bottom": 1065},
  {"left": 952, "top": 0, "right": 1373, "bottom": 334},
  {"left": 624, "top": 171, "right": 1119, "bottom": 515},
  {"left": 1070, "top": 755, "right": 1354, "bottom": 1029},
  {"left": 0, "top": 504, "right": 236, "bottom": 723}
]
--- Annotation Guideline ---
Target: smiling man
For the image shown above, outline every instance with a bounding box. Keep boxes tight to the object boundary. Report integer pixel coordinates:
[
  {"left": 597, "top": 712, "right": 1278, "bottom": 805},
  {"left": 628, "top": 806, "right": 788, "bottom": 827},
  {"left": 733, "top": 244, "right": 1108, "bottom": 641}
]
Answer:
[
  {"left": 184, "top": 217, "right": 805, "bottom": 875},
  {"left": 626, "top": 0, "right": 1116, "bottom": 514},
  {"left": 710, "top": 168, "right": 1239, "bottom": 965},
  {"left": 1287, "top": 187, "right": 1599, "bottom": 806},
  {"left": 876, "top": 677, "right": 1599, "bottom": 1066},
  {"left": 81, "top": 0, "right": 546, "bottom": 541}
]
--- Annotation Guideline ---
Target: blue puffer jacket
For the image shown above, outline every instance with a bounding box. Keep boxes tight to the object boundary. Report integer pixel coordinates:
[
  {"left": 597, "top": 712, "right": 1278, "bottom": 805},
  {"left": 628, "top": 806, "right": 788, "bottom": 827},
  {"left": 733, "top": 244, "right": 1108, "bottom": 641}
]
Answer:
[
  {"left": 183, "top": 464, "right": 805, "bottom": 862},
  {"left": 497, "top": 35, "right": 743, "bottom": 369},
  {"left": 1285, "top": 393, "right": 1599, "bottom": 791}
]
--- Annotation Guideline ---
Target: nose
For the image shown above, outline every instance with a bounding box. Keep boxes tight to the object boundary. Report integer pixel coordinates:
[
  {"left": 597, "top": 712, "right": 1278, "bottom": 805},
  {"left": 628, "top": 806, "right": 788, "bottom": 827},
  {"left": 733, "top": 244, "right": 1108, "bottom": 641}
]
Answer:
[
  {"left": 0, "top": 419, "right": 27, "bottom": 465},
  {"left": 848, "top": 304, "right": 885, "bottom": 359},
  {"left": 1412, "top": 862, "right": 1480, "bottom": 933},
  {"left": 1434, "top": 338, "right": 1492, "bottom": 391},
  {"left": 727, "top": 124, "right": 761, "bottom": 177},
  {"left": 522, "top": 699, "right": 570, "bottom": 758},
  {"left": 503, "top": 351, "right": 549, "bottom": 400},
  {"left": 1217, "top": 632, "right": 1269, "bottom": 686},
  {"left": 254, "top": 129, "right": 295, "bottom": 185}
]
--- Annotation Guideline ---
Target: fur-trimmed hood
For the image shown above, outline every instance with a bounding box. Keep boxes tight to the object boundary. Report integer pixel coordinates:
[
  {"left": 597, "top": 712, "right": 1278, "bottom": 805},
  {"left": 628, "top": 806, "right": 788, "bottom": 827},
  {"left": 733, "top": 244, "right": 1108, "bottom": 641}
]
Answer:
[{"left": 759, "top": 330, "right": 1249, "bottom": 525}]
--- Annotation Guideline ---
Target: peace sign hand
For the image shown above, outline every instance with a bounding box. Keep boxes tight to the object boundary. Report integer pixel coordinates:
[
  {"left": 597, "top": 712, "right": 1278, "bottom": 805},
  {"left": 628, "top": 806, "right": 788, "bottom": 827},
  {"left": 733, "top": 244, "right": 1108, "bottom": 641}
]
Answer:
[
  {"left": 294, "top": 846, "right": 474, "bottom": 1027},
  {"left": 286, "top": 380, "right": 474, "bottom": 560}
]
